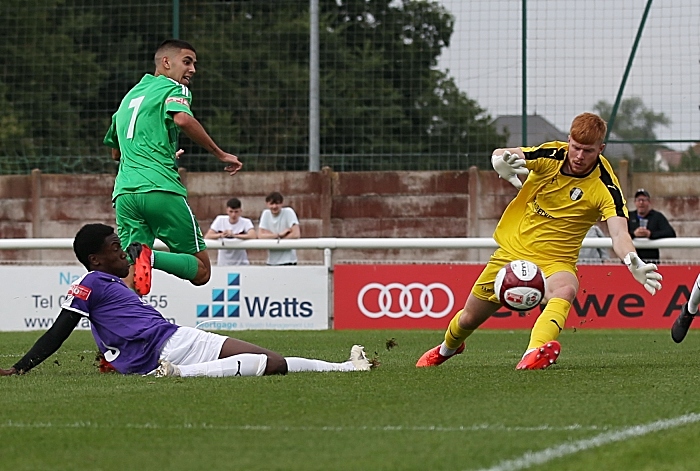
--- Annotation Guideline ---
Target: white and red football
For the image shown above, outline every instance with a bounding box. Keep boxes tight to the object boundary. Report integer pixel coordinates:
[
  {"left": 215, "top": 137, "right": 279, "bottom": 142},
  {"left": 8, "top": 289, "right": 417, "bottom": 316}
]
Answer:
[{"left": 494, "top": 260, "right": 546, "bottom": 311}]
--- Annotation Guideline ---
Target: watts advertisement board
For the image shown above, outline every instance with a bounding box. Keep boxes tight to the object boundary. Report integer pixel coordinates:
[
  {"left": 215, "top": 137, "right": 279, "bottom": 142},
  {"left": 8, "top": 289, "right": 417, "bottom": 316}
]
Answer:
[
  {"left": 0, "top": 266, "right": 328, "bottom": 331},
  {"left": 333, "top": 264, "right": 697, "bottom": 330}
]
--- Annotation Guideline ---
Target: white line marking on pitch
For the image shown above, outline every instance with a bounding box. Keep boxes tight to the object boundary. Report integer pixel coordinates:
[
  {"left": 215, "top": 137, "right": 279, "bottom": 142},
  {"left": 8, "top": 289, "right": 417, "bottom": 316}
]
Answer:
[
  {"left": 472, "top": 413, "right": 700, "bottom": 471},
  {"left": 0, "top": 421, "right": 605, "bottom": 433}
]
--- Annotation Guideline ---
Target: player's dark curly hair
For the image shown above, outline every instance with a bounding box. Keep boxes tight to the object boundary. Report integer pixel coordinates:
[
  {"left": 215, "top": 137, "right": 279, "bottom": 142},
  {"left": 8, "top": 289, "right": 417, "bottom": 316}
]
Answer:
[{"left": 73, "top": 224, "right": 114, "bottom": 270}]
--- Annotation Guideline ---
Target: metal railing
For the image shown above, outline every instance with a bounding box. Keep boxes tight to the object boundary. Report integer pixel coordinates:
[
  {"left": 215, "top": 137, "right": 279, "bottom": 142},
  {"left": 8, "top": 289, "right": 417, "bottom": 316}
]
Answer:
[{"left": 0, "top": 237, "right": 697, "bottom": 251}]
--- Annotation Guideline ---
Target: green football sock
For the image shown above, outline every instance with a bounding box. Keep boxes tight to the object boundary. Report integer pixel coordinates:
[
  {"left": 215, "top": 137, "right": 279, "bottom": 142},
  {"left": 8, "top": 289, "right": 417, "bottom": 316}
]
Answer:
[{"left": 153, "top": 251, "right": 199, "bottom": 281}]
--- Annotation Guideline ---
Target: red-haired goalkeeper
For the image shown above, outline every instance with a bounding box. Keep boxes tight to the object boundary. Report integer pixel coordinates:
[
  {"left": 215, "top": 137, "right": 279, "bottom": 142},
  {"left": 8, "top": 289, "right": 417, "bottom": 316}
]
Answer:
[{"left": 416, "top": 112, "right": 662, "bottom": 370}]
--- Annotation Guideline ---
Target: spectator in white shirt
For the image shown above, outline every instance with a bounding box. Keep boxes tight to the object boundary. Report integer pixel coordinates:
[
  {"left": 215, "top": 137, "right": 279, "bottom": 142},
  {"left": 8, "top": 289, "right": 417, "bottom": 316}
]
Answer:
[
  {"left": 204, "top": 198, "right": 257, "bottom": 265},
  {"left": 257, "top": 192, "right": 300, "bottom": 265}
]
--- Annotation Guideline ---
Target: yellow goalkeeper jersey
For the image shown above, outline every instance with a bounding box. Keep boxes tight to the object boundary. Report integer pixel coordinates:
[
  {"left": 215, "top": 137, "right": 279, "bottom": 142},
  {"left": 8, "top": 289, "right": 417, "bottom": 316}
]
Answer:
[{"left": 494, "top": 141, "right": 628, "bottom": 266}]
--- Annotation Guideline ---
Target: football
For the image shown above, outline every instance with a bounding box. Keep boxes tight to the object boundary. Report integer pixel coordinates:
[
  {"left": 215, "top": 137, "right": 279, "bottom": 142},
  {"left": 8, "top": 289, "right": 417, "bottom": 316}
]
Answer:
[{"left": 494, "top": 260, "right": 546, "bottom": 311}]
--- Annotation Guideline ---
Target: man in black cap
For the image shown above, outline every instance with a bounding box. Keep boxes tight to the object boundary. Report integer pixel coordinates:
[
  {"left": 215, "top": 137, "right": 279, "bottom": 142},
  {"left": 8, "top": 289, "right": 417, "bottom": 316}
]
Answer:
[{"left": 627, "top": 189, "right": 676, "bottom": 262}]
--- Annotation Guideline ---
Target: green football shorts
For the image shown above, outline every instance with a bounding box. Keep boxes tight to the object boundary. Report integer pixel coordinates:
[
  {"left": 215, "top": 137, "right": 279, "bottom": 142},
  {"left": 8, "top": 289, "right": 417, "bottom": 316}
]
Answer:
[{"left": 114, "top": 191, "right": 206, "bottom": 255}]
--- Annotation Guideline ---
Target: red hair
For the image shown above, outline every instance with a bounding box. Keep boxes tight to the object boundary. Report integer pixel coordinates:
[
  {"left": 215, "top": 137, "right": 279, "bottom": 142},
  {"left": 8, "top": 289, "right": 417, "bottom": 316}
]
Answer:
[{"left": 569, "top": 113, "right": 607, "bottom": 145}]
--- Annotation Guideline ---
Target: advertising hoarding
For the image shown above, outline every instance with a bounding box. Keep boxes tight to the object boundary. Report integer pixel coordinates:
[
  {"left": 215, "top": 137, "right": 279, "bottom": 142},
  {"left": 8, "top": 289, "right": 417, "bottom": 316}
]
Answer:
[
  {"left": 1, "top": 266, "right": 328, "bottom": 331},
  {"left": 334, "top": 264, "right": 695, "bottom": 329}
]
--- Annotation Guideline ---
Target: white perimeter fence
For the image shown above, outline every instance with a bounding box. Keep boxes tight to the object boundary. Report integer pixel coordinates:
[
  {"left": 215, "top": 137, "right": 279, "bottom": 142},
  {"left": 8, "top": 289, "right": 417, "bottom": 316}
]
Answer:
[{"left": 1, "top": 237, "right": 698, "bottom": 252}]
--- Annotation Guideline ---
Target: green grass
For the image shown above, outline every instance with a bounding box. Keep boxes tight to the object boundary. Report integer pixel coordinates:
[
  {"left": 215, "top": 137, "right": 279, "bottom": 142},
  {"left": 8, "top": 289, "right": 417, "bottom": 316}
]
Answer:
[{"left": 2, "top": 329, "right": 700, "bottom": 471}]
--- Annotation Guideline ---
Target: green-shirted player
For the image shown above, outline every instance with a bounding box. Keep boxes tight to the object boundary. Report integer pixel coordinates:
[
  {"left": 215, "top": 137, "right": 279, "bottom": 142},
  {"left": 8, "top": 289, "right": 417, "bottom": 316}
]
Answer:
[{"left": 104, "top": 39, "right": 242, "bottom": 295}]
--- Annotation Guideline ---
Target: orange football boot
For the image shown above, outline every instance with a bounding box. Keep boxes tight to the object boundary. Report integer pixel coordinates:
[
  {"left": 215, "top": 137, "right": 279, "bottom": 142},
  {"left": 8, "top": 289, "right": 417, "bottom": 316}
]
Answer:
[
  {"left": 127, "top": 242, "right": 153, "bottom": 296},
  {"left": 416, "top": 343, "right": 465, "bottom": 367},
  {"left": 516, "top": 341, "right": 561, "bottom": 370}
]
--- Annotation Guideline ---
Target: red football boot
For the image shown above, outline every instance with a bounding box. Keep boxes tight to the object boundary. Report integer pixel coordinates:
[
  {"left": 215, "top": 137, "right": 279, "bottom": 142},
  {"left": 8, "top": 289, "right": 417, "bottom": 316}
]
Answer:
[
  {"left": 416, "top": 343, "right": 465, "bottom": 367},
  {"left": 515, "top": 341, "right": 561, "bottom": 370},
  {"left": 127, "top": 242, "right": 153, "bottom": 296}
]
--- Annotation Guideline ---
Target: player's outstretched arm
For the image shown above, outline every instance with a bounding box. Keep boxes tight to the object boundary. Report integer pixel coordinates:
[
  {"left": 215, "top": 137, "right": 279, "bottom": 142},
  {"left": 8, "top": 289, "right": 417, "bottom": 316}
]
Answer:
[
  {"left": 624, "top": 252, "right": 662, "bottom": 295},
  {"left": 1, "top": 309, "right": 81, "bottom": 376},
  {"left": 607, "top": 216, "right": 663, "bottom": 295},
  {"left": 491, "top": 148, "right": 529, "bottom": 190},
  {"left": 173, "top": 112, "right": 242, "bottom": 176}
]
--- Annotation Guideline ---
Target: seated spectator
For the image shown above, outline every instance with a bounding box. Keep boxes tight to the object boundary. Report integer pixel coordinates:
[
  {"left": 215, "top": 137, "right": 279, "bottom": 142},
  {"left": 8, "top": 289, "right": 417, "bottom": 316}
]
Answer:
[
  {"left": 204, "top": 198, "right": 257, "bottom": 265},
  {"left": 627, "top": 189, "right": 676, "bottom": 263}
]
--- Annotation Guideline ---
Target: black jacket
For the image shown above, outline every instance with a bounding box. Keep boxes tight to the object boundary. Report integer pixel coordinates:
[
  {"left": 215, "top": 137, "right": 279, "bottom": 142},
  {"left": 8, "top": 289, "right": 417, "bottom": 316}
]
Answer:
[{"left": 628, "top": 209, "right": 676, "bottom": 262}]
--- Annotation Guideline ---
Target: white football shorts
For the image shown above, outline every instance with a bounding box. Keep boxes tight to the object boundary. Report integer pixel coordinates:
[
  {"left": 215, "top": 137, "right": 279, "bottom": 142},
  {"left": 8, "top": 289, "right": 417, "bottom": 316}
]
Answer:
[{"left": 159, "top": 326, "right": 228, "bottom": 366}]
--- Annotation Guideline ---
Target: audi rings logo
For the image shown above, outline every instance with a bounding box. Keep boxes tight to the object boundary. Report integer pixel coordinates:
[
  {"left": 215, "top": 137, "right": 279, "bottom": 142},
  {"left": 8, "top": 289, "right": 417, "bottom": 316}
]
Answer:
[{"left": 357, "top": 282, "right": 454, "bottom": 319}]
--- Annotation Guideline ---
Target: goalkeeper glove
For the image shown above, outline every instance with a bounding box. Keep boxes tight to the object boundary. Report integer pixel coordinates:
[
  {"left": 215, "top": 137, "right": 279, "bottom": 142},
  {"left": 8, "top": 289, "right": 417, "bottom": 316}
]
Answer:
[
  {"left": 491, "top": 150, "right": 529, "bottom": 190},
  {"left": 624, "top": 252, "right": 663, "bottom": 295}
]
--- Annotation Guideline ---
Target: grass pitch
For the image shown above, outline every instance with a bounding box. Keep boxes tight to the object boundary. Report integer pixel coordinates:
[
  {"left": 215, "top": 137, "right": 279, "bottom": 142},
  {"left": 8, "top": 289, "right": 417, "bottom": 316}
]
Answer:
[{"left": 2, "top": 329, "right": 700, "bottom": 471}]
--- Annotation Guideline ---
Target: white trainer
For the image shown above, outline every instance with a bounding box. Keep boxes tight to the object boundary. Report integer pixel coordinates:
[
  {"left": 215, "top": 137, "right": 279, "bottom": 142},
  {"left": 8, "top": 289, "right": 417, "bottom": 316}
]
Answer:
[
  {"left": 154, "top": 360, "right": 181, "bottom": 378},
  {"left": 349, "top": 345, "right": 371, "bottom": 371}
]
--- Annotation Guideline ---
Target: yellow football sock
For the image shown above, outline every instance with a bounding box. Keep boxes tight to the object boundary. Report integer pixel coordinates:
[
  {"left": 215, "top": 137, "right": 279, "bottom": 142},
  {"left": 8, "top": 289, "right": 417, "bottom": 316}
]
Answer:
[
  {"left": 444, "top": 310, "right": 474, "bottom": 350},
  {"left": 527, "top": 298, "right": 571, "bottom": 350}
]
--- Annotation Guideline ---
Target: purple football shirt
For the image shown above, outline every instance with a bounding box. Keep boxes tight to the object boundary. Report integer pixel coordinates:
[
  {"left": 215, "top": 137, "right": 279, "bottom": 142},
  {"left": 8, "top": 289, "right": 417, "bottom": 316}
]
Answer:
[{"left": 61, "top": 271, "right": 179, "bottom": 374}]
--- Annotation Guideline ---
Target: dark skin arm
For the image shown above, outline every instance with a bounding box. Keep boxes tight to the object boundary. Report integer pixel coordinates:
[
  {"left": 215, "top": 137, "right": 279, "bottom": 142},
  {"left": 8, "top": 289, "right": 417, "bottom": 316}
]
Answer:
[{"left": 0, "top": 309, "right": 81, "bottom": 376}]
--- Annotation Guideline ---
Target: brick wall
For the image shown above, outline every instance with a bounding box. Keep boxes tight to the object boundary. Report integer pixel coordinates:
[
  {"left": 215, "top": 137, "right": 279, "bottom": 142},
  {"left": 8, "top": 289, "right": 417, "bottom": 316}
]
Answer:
[{"left": 1, "top": 166, "right": 698, "bottom": 263}]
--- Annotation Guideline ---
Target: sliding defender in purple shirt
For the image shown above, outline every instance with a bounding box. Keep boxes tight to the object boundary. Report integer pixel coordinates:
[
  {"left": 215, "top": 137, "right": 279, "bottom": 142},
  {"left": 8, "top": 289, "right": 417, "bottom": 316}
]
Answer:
[{"left": 0, "top": 224, "right": 373, "bottom": 378}]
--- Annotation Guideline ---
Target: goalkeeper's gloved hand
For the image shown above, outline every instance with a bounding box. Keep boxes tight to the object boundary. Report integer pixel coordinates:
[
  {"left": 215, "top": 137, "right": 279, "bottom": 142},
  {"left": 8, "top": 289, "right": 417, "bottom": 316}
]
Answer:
[
  {"left": 624, "top": 252, "right": 663, "bottom": 295},
  {"left": 491, "top": 150, "right": 529, "bottom": 190}
]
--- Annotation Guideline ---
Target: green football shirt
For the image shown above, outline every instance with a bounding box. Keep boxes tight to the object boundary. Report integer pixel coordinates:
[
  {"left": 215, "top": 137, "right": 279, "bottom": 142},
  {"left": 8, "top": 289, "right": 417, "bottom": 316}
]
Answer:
[{"left": 104, "top": 74, "right": 194, "bottom": 200}]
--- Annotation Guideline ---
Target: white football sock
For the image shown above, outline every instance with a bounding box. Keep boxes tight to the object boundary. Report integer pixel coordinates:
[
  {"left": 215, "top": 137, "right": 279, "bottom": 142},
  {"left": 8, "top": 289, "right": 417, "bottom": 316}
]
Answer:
[
  {"left": 439, "top": 343, "right": 457, "bottom": 356},
  {"left": 521, "top": 348, "right": 537, "bottom": 359},
  {"left": 688, "top": 273, "right": 700, "bottom": 314},
  {"left": 177, "top": 353, "right": 267, "bottom": 377},
  {"left": 285, "top": 357, "right": 355, "bottom": 372}
]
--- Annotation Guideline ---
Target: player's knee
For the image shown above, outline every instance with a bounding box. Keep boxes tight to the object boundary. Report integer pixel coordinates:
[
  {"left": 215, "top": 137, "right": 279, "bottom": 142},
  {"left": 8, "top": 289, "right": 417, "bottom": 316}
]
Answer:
[
  {"left": 264, "top": 355, "right": 288, "bottom": 376},
  {"left": 548, "top": 285, "right": 577, "bottom": 303},
  {"left": 190, "top": 268, "right": 211, "bottom": 286},
  {"left": 458, "top": 307, "right": 494, "bottom": 330}
]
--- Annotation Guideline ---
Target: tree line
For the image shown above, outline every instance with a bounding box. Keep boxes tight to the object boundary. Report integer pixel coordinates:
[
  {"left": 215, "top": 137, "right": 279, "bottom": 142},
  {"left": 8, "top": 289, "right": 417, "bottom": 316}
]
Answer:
[{"left": 0, "top": 0, "right": 506, "bottom": 174}]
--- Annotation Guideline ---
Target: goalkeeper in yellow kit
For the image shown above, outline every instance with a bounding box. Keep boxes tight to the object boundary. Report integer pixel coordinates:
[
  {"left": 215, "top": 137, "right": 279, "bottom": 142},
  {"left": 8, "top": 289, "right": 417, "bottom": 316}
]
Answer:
[{"left": 416, "top": 113, "right": 663, "bottom": 370}]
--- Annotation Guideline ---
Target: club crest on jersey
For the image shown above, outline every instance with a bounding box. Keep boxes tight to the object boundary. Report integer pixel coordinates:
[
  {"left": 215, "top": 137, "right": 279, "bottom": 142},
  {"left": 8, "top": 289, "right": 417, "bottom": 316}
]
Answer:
[
  {"left": 68, "top": 284, "right": 91, "bottom": 300},
  {"left": 570, "top": 187, "right": 583, "bottom": 201}
]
